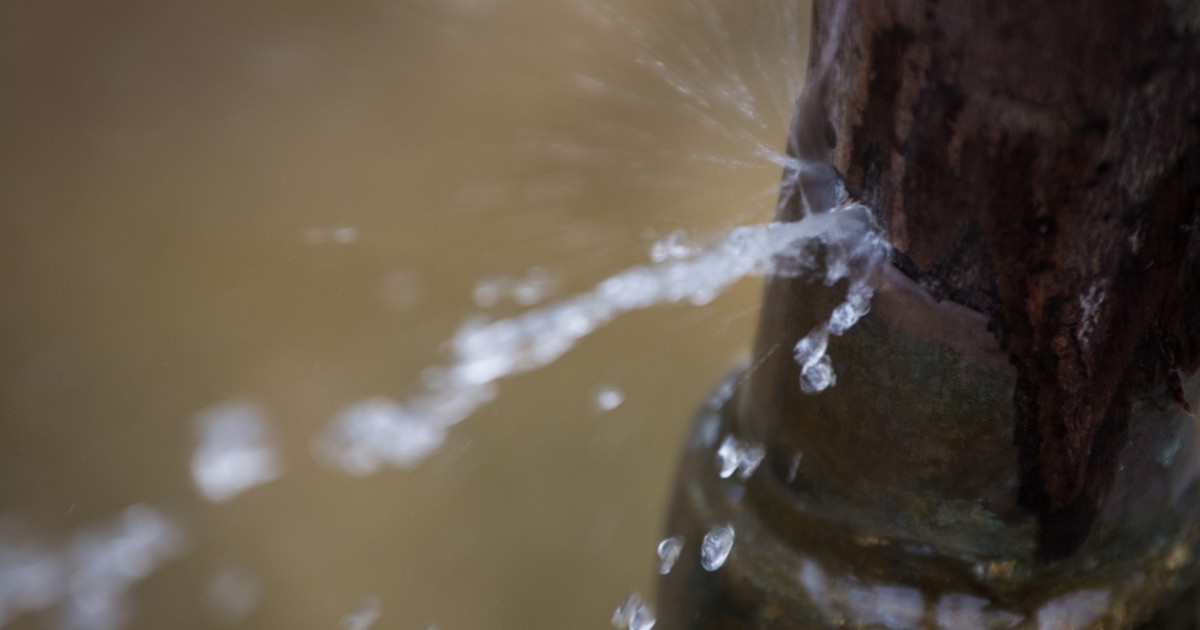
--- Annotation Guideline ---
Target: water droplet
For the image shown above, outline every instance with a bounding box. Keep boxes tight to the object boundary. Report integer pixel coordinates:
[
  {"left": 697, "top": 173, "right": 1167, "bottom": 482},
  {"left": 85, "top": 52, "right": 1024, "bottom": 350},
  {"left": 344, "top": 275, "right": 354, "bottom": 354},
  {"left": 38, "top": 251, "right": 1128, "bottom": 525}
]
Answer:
[
  {"left": 341, "top": 597, "right": 381, "bottom": 630},
  {"left": 794, "top": 330, "right": 837, "bottom": 394},
  {"left": 737, "top": 443, "right": 765, "bottom": 480},
  {"left": 593, "top": 385, "right": 625, "bottom": 412},
  {"left": 793, "top": 331, "right": 827, "bottom": 365},
  {"left": 800, "top": 354, "right": 836, "bottom": 394},
  {"left": 715, "top": 436, "right": 741, "bottom": 478},
  {"left": 701, "top": 524, "right": 735, "bottom": 571},
  {"left": 649, "top": 229, "right": 697, "bottom": 263},
  {"left": 612, "top": 592, "right": 638, "bottom": 628},
  {"left": 789, "top": 210, "right": 892, "bottom": 393},
  {"left": 657, "top": 536, "right": 684, "bottom": 575},
  {"left": 629, "top": 605, "right": 656, "bottom": 630},
  {"left": 612, "top": 591, "right": 656, "bottom": 630},
  {"left": 191, "top": 400, "right": 283, "bottom": 503},
  {"left": 715, "top": 435, "right": 766, "bottom": 480},
  {"left": 827, "top": 288, "right": 872, "bottom": 335}
]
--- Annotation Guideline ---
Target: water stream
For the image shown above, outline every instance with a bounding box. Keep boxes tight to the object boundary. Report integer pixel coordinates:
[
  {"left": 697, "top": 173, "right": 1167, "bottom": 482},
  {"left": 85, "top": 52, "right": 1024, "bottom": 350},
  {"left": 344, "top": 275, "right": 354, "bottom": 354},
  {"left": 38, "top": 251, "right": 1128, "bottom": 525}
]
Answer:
[{"left": 0, "top": 0, "right": 837, "bottom": 627}]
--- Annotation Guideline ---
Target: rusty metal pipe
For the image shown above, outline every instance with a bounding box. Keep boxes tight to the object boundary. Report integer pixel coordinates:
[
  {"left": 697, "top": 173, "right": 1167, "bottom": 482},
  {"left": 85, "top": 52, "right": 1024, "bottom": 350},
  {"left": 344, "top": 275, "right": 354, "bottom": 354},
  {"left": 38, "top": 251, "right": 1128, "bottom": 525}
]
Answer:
[{"left": 658, "top": 1, "right": 1200, "bottom": 627}]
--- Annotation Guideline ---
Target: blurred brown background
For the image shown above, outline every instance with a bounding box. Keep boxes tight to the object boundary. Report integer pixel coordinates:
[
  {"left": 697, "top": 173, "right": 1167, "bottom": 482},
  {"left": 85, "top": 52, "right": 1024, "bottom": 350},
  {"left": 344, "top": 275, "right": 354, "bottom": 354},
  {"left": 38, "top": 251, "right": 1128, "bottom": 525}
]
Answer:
[{"left": 0, "top": 0, "right": 808, "bottom": 627}]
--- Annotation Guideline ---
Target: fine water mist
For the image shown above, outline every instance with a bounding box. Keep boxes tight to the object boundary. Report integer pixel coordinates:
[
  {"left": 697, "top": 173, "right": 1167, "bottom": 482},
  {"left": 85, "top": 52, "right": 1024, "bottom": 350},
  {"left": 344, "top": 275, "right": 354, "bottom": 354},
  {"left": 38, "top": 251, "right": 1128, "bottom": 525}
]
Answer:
[{"left": 0, "top": 0, "right": 829, "bottom": 627}]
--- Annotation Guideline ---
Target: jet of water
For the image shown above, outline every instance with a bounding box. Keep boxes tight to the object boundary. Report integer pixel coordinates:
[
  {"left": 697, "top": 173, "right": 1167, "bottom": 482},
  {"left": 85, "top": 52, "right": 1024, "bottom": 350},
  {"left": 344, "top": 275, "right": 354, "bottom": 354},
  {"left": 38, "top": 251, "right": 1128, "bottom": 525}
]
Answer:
[{"left": 316, "top": 204, "right": 888, "bottom": 475}]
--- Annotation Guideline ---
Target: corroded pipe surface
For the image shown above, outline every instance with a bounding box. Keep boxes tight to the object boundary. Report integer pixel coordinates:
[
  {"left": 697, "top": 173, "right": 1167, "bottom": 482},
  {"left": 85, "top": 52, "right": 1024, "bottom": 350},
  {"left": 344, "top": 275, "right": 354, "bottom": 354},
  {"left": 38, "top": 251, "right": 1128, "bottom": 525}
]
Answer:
[
  {"left": 801, "top": 0, "right": 1200, "bottom": 557},
  {"left": 659, "top": 263, "right": 1200, "bottom": 627},
  {"left": 658, "top": 1, "right": 1200, "bottom": 626}
]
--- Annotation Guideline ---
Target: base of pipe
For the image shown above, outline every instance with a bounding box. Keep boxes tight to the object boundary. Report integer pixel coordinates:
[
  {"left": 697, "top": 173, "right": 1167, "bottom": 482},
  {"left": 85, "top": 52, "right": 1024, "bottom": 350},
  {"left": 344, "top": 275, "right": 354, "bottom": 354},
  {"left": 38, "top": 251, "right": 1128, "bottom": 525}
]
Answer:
[{"left": 656, "top": 370, "right": 1200, "bottom": 629}]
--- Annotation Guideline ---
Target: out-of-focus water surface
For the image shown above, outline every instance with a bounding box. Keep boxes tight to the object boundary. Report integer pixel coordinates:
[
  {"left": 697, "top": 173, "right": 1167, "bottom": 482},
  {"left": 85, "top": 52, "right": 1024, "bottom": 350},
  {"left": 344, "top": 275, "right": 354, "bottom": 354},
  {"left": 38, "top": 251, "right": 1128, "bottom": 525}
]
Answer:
[{"left": 0, "top": 0, "right": 809, "bottom": 627}]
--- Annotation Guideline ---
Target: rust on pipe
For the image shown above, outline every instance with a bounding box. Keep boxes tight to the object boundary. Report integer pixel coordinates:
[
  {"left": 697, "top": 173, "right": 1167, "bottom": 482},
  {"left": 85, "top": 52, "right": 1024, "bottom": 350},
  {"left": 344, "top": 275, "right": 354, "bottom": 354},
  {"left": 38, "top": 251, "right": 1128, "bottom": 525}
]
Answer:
[
  {"left": 658, "top": 1, "right": 1200, "bottom": 627},
  {"left": 801, "top": 0, "right": 1200, "bottom": 559}
]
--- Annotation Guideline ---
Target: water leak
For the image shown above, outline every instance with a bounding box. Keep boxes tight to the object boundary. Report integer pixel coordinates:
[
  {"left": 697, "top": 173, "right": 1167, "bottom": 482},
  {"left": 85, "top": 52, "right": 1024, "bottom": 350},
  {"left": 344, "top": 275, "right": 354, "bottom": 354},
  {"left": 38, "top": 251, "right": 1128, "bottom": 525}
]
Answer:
[
  {"left": 319, "top": 207, "right": 885, "bottom": 475},
  {"left": 0, "top": 0, "right": 818, "bottom": 626}
]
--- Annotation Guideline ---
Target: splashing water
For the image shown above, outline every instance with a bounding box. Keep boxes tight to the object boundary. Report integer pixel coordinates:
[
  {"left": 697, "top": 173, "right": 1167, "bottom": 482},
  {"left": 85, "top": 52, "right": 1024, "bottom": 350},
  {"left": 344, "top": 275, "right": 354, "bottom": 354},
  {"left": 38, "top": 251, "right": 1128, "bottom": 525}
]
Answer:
[
  {"left": 793, "top": 203, "right": 890, "bottom": 394},
  {"left": 318, "top": 206, "right": 887, "bottom": 474},
  {"left": 311, "top": 0, "right": 881, "bottom": 477},
  {"left": 2, "top": 0, "right": 877, "bottom": 626}
]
